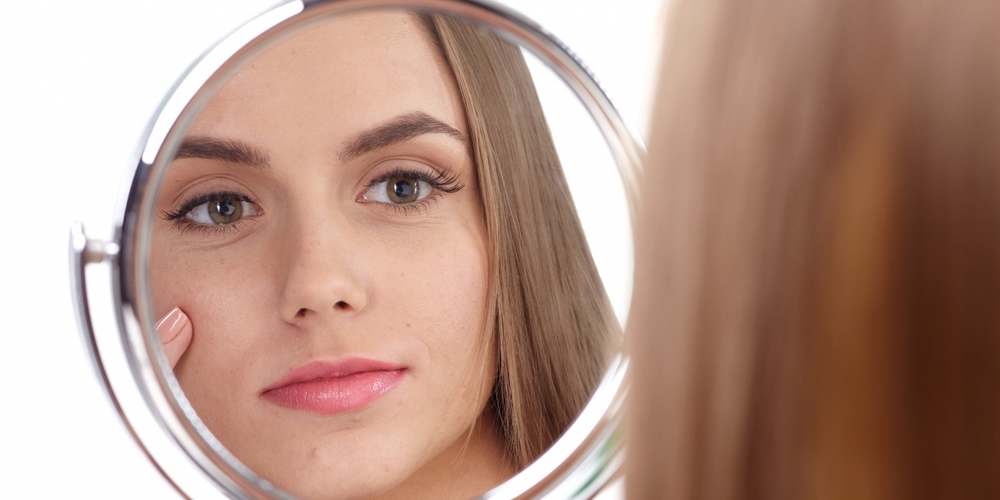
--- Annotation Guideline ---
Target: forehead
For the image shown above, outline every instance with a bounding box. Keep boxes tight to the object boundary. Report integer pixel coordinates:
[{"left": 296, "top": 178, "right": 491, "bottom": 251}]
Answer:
[{"left": 186, "top": 11, "right": 467, "bottom": 150}]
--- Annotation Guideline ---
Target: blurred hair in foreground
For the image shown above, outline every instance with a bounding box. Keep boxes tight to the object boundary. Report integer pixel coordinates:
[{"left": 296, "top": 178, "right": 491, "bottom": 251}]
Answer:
[{"left": 627, "top": 0, "right": 1000, "bottom": 498}]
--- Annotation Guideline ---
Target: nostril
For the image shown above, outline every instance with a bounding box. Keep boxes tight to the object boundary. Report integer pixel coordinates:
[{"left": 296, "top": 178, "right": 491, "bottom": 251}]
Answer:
[
  {"left": 334, "top": 301, "right": 349, "bottom": 310},
  {"left": 296, "top": 308, "right": 308, "bottom": 317}
]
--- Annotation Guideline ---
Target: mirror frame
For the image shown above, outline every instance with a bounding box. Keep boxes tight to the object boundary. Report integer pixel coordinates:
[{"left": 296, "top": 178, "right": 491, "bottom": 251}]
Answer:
[{"left": 71, "top": 0, "right": 643, "bottom": 498}]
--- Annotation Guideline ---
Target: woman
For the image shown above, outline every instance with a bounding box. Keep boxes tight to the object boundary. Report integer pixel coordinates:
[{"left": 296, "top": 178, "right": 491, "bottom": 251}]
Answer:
[
  {"left": 150, "top": 10, "right": 617, "bottom": 500},
  {"left": 628, "top": 0, "right": 1000, "bottom": 498}
]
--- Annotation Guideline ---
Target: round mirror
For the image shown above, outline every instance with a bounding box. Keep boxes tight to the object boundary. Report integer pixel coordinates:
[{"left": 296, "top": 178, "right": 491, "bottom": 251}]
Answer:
[{"left": 71, "top": 1, "right": 641, "bottom": 499}]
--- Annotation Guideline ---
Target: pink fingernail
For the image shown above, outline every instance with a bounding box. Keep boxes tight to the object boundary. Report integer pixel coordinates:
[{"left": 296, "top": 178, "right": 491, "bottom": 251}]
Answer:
[{"left": 155, "top": 307, "right": 188, "bottom": 343}]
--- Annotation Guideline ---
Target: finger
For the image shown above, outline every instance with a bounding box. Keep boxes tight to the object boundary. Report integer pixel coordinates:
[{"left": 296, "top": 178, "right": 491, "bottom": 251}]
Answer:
[{"left": 155, "top": 306, "right": 194, "bottom": 368}]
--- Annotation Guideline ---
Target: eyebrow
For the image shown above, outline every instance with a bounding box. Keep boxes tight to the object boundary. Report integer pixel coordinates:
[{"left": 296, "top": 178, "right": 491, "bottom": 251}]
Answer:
[
  {"left": 175, "top": 137, "right": 271, "bottom": 171},
  {"left": 339, "top": 111, "right": 466, "bottom": 162},
  {"left": 174, "top": 112, "right": 463, "bottom": 169}
]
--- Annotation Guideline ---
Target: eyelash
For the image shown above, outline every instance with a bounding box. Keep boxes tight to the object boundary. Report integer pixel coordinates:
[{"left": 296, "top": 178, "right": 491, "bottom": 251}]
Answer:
[
  {"left": 364, "top": 166, "right": 464, "bottom": 214},
  {"left": 160, "top": 190, "right": 259, "bottom": 234},
  {"left": 160, "top": 166, "right": 462, "bottom": 233}
]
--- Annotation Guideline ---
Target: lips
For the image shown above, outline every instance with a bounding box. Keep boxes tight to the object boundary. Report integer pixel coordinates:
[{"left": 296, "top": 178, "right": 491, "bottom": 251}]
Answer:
[{"left": 261, "top": 358, "right": 406, "bottom": 415}]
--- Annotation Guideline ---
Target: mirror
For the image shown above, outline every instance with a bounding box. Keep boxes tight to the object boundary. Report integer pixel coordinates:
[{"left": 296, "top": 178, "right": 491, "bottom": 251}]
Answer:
[{"left": 72, "top": 1, "right": 641, "bottom": 499}]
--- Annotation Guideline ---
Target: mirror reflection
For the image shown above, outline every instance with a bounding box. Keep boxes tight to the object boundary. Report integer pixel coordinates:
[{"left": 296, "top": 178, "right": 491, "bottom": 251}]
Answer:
[{"left": 148, "top": 10, "right": 622, "bottom": 500}]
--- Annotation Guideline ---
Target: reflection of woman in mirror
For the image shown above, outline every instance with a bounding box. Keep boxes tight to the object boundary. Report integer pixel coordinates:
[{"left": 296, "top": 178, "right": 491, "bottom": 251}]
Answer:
[
  {"left": 628, "top": 0, "right": 1000, "bottom": 497},
  {"left": 150, "top": 11, "right": 617, "bottom": 500}
]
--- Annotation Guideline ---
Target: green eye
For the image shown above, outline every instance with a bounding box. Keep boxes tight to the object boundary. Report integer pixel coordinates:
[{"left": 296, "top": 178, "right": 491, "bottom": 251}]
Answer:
[
  {"left": 181, "top": 194, "right": 260, "bottom": 226},
  {"left": 386, "top": 176, "right": 420, "bottom": 203},
  {"left": 209, "top": 198, "right": 243, "bottom": 224},
  {"left": 360, "top": 167, "right": 449, "bottom": 207}
]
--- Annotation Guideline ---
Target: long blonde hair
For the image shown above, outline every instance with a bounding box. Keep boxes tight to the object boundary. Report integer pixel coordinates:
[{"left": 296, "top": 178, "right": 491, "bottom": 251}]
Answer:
[
  {"left": 628, "top": 0, "right": 1000, "bottom": 498},
  {"left": 424, "top": 15, "right": 620, "bottom": 468}
]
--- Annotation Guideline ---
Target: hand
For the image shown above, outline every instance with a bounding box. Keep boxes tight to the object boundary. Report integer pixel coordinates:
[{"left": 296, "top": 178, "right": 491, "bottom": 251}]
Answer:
[{"left": 155, "top": 307, "right": 193, "bottom": 368}]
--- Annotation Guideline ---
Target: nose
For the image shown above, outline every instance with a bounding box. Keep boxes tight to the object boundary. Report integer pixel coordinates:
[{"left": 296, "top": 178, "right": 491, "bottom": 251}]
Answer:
[{"left": 278, "top": 216, "right": 368, "bottom": 325}]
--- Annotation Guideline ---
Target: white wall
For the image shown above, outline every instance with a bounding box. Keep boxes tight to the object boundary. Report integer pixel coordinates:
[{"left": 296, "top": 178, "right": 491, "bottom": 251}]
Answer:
[{"left": 0, "top": 0, "right": 662, "bottom": 497}]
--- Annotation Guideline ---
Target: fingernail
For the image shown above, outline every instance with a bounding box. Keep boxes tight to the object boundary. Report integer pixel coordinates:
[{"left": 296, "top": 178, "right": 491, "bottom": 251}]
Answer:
[{"left": 155, "top": 307, "right": 188, "bottom": 343}]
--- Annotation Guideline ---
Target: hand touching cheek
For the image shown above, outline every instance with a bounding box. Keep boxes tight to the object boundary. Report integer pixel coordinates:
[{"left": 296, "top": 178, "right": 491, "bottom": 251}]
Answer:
[{"left": 155, "top": 307, "right": 194, "bottom": 368}]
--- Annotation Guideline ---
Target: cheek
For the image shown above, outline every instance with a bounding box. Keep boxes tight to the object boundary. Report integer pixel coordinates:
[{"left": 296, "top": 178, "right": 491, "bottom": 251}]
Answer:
[
  {"left": 369, "top": 226, "right": 494, "bottom": 445},
  {"left": 371, "top": 223, "right": 490, "bottom": 372},
  {"left": 149, "top": 238, "right": 276, "bottom": 375}
]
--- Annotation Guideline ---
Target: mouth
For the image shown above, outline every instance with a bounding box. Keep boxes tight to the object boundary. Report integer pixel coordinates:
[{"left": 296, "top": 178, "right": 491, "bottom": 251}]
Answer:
[{"left": 261, "top": 358, "right": 406, "bottom": 415}]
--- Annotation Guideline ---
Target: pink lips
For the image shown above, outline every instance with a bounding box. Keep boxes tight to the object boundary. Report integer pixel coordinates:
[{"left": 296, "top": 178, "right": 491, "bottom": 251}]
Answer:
[{"left": 261, "top": 358, "right": 406, "bottom": 415}]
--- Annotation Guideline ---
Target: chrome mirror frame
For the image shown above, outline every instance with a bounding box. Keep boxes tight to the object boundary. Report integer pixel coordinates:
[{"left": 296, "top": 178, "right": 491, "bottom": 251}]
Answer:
[{"left": 70, "top": 0, "right": 643, "bottom": 498}]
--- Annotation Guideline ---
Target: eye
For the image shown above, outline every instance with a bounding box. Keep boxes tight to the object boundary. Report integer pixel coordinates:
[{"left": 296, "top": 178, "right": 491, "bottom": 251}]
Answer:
[
  {"left": 184, "top": 195, "right": 261, "bottom": 225},
  {"left": 363, "top": 175, "right": 433, "bottom": 204}
]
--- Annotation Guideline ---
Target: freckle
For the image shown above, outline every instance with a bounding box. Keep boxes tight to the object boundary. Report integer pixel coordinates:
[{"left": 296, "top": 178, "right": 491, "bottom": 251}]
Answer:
[{"left": 406, "top": 323, "right": 411, "bottom": 328}]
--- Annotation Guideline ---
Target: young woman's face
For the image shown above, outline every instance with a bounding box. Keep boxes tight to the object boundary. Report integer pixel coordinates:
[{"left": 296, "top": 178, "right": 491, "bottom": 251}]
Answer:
[{"left": 149, "top": 13, "right": 504, "bottom": 499}]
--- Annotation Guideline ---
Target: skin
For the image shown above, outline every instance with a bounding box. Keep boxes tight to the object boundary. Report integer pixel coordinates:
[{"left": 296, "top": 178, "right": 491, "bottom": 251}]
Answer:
[{"left": 149, "top": 12, "right": 514, "bottom": 500}]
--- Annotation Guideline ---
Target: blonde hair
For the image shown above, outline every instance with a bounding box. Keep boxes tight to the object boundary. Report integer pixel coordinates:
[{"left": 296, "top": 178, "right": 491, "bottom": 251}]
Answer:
[
  {"left": 425, "top": 15, "right": 620, "bottom": 468},
  {"left": 628, "top": 0, "right": 1000, "bottom": 498}
]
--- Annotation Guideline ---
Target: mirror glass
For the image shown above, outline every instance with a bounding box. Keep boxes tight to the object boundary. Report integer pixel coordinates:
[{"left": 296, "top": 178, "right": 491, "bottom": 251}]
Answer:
[{"left": 142, "top": 7, "right": 630, "bottom": 499}]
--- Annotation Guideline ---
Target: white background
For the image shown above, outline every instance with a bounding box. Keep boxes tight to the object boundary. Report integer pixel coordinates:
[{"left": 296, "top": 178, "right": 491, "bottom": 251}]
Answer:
[{"left": 0, "top": 0, "right": 662, "bottom": 497}]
